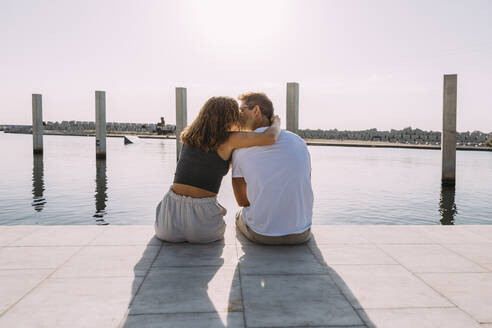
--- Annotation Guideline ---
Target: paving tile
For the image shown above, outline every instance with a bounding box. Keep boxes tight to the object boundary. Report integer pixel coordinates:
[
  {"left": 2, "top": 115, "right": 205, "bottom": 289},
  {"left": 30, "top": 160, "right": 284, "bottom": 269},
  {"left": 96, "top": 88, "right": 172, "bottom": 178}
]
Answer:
[
  {"left": 223, "top": 223, "right": 238, "bottom": 245},
  {"left": 418, "top": 272, "right": 492, "bottom": 323},
  {"left": 380, "top": 244, "right": 487, "bottom": 273},
  {"left": 329, "top": 264, "right": 452, "bottom": 309},
  {"left": 12, "top": 225, "right": 104, "bottom": 246},
  {"left": 0, "top": 276, "right": 143, "bottom": 328},
  {"left": 90, "top": 225, "right": 162, "bottom": 246},
  {"left": 0, "top": 269, "right": 52, "bottom": 314},
  {"left": 463, "top": 226, "right": 492, "bottom": 242},
  {"left": 0, "top": 246, "right": 79, "bottom": 269},
  {"left": 53, "top": 245, "right": 160, "bottom": 278},
  {"left": 237, "top": 244, "right": 325, "bottom": 275},
  {"left": 420, "top": 226, "right": 491, "bottom": 244},
  {"left": 130, "top": 266, "right": 241, "bottom": 314},
  {"left": 107, "top": 224, "right": 237, "bottom": 246},
  {"left": 309, "top": 225, "right": 371, "bottom": 244},
  {"left": 359, "top": 226, "right": 434, "bottom": 244},
  {"left": 358, "top": 308, "right": 481, "bottom": 328},
  {"left": 121, "top": 312, "right": 244, "bottom": 328},
  {"left": 262, "top": 326, "right": 366, "bottom": 328},
  {"left": 0, "top": 226, "right": 39, "bottom": 246},
  {"left": 443, "top": 243, "right": 492, "bottom": 267},
  {"left": 152, "top": 244, "right": 237, "bottom": 267},
  {"left": 241, "top": 274, "right": 363, "bottom": 327},
  {"left": 309, "top": 243, "right": 396, "bottom": 265}
]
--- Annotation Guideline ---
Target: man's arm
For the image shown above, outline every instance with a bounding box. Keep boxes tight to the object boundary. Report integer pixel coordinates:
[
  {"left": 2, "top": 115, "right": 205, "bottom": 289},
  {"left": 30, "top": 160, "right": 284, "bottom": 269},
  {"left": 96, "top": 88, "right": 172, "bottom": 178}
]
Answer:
[{"left": 232, "top": 177, "right": 250, "bottom": 207}]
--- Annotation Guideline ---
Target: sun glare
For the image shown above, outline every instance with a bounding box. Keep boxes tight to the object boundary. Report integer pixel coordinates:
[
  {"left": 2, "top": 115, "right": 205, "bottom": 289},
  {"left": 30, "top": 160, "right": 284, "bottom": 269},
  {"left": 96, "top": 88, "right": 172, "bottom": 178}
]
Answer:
[{"left": 183, "top": 0, "right": 288, "bottom": 46}]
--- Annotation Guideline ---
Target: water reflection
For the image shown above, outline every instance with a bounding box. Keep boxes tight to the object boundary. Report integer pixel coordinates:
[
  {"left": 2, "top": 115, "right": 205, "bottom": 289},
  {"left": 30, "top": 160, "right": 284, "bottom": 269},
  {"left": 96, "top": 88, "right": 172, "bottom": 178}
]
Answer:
[
  {"left": 94, "top": 159, "right": 109, "bottom": 225},
  {"left": 439, "top": 184, "right": 458, "bottom": 225},
  {"left": 32, "top": 154, "right": 46, "bottom": 211}
]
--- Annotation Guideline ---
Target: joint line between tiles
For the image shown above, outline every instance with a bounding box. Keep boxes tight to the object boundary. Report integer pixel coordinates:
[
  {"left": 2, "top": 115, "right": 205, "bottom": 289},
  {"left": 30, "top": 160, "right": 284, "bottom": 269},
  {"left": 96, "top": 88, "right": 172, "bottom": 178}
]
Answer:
[
  {"left": 117, "top": 242, "right": 165, "bottom": 328},
  {"left": 373, "top": 242, "right": 483, "bottom": 325},
  {"left": 305, "top": 241, "right": 368, "bottom": 327}
]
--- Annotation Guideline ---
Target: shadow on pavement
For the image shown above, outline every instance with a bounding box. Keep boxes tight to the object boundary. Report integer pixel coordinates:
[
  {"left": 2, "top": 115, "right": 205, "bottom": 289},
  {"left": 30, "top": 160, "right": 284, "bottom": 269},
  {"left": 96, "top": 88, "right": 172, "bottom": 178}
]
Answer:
[{"left": 119, "top": 227, "right": 374, "bottom": 327}]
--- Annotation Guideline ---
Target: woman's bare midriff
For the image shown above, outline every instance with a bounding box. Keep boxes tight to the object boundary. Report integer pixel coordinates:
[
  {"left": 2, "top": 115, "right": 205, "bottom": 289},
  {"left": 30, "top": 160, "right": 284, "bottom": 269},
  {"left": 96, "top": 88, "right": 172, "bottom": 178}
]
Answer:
[{"left": 172, "top": 183, "right": 217, "bottom": 198}]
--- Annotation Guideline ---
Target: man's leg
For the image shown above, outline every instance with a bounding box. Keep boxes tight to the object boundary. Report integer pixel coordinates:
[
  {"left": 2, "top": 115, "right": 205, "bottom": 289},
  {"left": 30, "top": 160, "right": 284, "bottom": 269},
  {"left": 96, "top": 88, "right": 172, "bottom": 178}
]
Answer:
[
  {"left": 247, "top": 228, "right": 311, "bottom": 245},
  {"left": 235, "top": 210, "right": 260, "bottom": 243},
  {"left": 277, "top": 228, "right": 312, "bottom": 245},
  {"left": 235, "top": 210, "right": 311, "bottom": 245}
]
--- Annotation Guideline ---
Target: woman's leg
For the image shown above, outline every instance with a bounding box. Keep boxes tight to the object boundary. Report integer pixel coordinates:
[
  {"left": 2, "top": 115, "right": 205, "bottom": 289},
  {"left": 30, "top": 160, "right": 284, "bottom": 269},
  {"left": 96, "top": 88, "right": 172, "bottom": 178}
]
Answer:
[
  {"left": 154, "top": 191, "right": 186, "bottom": 243},
  {"left": 184, "top": 199, "right": 226, "bottom": 243}
]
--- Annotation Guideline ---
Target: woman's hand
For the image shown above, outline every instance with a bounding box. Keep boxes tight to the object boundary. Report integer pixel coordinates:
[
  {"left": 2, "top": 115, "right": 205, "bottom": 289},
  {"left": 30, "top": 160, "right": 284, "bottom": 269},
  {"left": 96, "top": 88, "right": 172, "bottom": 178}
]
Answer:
[
  {"left": 265, "top": 115, "right": 281, "bottom": 142},
  {"left": 220, "top": 114, "right": 282, "bottom": 157},
  {"left": 271, "top": 115, "right": 280, "bottom": 127}
]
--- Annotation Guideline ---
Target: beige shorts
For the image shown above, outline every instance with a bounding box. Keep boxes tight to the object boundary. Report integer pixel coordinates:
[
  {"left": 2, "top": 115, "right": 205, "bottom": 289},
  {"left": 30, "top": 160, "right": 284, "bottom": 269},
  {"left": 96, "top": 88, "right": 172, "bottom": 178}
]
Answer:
[
  {"left": 155, "top": 187, "right": 226, "bottom": 243},
  {"left": 235, "top": 210, "right": 311, "bottom": 245}
]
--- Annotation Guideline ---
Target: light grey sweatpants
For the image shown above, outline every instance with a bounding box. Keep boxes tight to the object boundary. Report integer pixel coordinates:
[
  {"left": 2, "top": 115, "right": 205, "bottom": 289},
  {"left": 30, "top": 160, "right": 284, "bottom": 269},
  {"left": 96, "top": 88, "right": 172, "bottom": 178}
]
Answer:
[{"left": 155, "top": 187, "right": 227, "bottom": 243}]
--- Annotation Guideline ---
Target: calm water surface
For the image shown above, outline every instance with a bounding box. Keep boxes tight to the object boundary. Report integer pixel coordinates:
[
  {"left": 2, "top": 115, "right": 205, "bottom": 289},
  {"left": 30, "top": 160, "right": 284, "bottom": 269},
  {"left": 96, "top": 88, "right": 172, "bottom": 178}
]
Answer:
[{"left": 1, "top": 132, "right": 491, "bottom": 225}]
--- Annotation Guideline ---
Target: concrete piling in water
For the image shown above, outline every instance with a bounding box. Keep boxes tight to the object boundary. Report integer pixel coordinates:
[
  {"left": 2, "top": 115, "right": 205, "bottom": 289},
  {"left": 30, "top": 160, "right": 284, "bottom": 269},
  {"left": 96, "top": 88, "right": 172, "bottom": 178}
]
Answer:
[
  {"left": 32, "top": 154, "right": 46, "bottom": 212},
  {"left": 94, "top": 159, "right": 108, "bottom": 225},
  {"left": 95, "top": 91, "right": 107, "bottom": 159},
  {"left": 286, "top": 82, "right": 299, "bottom": 134},
  {"left": 441, "top": 74, "right": 457, "bottom": 186},
  {"left": 439, "top": 184, "right": 457, "bottom": 225},
  {"left": 175, "top": 87, "right": 187, "bottom": 161},
  {"left": 32, "top": 94, "right": 43, "bottom": 154}
]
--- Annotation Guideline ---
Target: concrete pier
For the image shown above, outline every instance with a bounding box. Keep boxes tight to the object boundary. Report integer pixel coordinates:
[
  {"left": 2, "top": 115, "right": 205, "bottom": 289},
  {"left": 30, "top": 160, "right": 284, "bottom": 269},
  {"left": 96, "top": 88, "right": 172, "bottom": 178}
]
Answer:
[
  {"left": 0, "top": 224, "right": 491, "bottom": 327},
  {"left": 95, "top": 91, "right": 107, "bottom": 159},
  {"left": 31, "top": 94, "right": 43, "bottom": 154},
  {"left": 442, "top": 74, "right": 457, "bottom": 185},
  {"left": 286, "top": 82, "right": 299, "bottom": 134},
  {"left": 175, "top": 87, "right": 187, "bottom": 161}
]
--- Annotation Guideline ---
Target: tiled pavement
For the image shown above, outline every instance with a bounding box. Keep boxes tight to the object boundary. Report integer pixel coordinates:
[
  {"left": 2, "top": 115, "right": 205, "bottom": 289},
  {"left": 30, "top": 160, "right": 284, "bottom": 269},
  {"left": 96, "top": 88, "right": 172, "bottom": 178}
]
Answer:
[{"left": 1, "top": 225, "right": 492, "bottom": 328}]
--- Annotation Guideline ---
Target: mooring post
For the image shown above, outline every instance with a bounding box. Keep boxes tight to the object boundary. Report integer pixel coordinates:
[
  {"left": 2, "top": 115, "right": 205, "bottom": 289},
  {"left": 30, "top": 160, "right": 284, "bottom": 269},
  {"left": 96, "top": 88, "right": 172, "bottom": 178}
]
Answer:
[
  {"left": 32, "top": 94, "right": 43, "bottom": 154},
  {"left": 175, "top": 87, "right": 187, "bottom": 161},
  {"left": 442, "top": 74, "right": 457, "bottom": 185},
  {"left": 95, "top": 91, "right": 107, "bottom": 159},
  {"left": 94, "top": 159, "right": 108, "bottom": 224},
  {"left": 286, "top": 82, "right": 299, "bottom": 134},
  {"left": 32, "top": 154, "right": 46, "bottom": 212},
  {"left": 439, "top": 184, "right": 457, "bottom": 225}
]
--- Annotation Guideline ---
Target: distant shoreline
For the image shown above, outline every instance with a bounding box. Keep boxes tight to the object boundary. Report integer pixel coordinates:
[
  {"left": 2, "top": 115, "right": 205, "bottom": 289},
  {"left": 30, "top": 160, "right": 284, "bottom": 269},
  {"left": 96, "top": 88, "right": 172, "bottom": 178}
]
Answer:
[
  {"left": 2, "top": 130, "right": 177, "bottom": 139},
  {"left": 3, "top": 130, "right": 491, "bottom": 152},
  {"left": 305, "top": 139, "right": 492, "bottom": 152}
]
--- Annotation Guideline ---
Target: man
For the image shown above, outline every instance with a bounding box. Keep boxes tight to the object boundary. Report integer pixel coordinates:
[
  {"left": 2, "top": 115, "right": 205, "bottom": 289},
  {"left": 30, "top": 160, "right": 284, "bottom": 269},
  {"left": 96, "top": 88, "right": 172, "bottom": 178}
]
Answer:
[{"left": 232, "top": 92, "right": 313, "bottom": 245}]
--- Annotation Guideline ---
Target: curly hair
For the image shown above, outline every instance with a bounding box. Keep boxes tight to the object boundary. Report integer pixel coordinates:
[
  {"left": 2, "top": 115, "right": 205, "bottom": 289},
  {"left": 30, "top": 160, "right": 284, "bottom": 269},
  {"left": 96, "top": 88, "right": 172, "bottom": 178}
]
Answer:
[{"left": 180, "top": 96, "right": 240, "bottom": 152}]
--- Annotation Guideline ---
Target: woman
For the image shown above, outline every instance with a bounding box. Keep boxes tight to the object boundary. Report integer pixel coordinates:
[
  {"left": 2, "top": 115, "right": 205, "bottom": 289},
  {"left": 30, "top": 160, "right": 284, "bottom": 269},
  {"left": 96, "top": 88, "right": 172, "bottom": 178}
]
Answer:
[{"left": 155, "top": 96, "right": 280, "bottom": 243}]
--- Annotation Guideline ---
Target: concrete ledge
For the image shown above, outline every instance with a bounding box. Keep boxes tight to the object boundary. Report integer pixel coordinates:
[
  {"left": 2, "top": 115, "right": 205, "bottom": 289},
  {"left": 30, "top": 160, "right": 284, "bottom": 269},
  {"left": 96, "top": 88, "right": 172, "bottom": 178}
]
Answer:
[{"left": 0, "top": 225, "right": 491, "bottom": 327}]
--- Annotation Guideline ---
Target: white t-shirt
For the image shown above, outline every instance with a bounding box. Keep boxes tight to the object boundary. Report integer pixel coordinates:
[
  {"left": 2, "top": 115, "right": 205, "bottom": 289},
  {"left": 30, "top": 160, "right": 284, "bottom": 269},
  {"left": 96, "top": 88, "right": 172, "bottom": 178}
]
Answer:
[{"left": 232, "top": 128, "right": 313, "bottom": 236}]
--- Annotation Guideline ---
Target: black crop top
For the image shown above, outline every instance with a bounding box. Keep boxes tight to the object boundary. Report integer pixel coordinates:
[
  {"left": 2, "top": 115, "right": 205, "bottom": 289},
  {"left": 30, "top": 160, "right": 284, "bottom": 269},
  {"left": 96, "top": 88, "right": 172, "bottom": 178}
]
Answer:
[{"left": 173, "top": 144, "right": 230, "bottom": 193}]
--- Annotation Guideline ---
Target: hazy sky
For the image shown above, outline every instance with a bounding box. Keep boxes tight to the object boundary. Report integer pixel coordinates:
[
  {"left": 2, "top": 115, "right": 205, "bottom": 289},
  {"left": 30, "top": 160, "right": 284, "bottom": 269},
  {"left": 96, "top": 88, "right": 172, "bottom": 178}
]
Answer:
[{"left": 1, "top": 0, "right": 491, "bottom": 131}]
